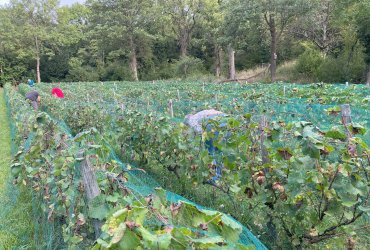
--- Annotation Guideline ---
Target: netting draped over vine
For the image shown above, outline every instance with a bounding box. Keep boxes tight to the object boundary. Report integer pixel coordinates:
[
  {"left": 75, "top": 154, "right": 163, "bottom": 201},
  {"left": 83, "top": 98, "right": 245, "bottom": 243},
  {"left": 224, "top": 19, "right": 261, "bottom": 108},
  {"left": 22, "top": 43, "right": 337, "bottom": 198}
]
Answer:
[
  {"left": 4, "top": 84, "right": 267, "bottom": 249},
  {"left": 34, "top": 81, "right": 370, "bottom": 141},
  {"left": 5, "top": 81, "right": 370, "bottom": 249}
]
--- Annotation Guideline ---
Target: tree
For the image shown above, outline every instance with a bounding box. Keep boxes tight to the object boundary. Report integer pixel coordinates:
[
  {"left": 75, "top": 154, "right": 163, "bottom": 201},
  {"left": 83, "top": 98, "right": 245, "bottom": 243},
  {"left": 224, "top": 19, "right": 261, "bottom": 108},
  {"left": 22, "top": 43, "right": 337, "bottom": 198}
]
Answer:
[
  {"left": 221, "top": 0, "right": 307, "bottom": 82},
  {"left": 44, "top": 3, "right": 89, "bottom": 81},
  {"left": 293, "top": 0, "right": 368, "bottom": 83},
  {"left": 291, "top": 0, "right": 348, "bottom": 56},
  {"left": 223, "top": 0, "right": 308, "bottom": 81},
  {"left": 9, "top": 0, "right": 59, "bottom": 83},
  {"left": 160, "top": 0, "right": 207, "bottom": 58},
  {"left": 256, "top": 0, "right": 309, "bottom": 81},
  {"left": 222, "top": 0, "right": 266, "bottom": 80},
  {"left": 354, "top": 0, "right": 370, "bottom": 84},
  {"left": 194, "top": 0, "right": 223, "bottom": 77},
  {"left": 87, "top": 0, "right": 153, "bottom": 81},
  {"left": 221, "top": 0, "right": 248, "bottom": 80},
  {"left": 0, "top": 6, "right": 27, "bottom": 84}
]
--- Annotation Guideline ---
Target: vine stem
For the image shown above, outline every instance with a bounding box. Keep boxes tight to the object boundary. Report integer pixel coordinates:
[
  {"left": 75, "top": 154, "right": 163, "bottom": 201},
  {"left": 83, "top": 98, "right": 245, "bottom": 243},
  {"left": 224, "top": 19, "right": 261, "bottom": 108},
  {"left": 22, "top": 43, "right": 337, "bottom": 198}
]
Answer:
[{"left": 205, "top": 213, "right": 222, "bottom": 225}]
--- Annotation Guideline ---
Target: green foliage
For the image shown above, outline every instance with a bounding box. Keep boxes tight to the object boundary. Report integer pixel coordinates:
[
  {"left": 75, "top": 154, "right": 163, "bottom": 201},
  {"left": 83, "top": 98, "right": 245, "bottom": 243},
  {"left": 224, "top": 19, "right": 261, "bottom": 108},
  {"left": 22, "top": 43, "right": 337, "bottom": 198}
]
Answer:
[
  {"left": 100, "top": 61, "right": 132, "bottom": 81},
  {"left": 96, "top": 198, "right": 246, "bottom": 249},
  {"left": 1, "top": 0, "right": 370, "bottom": 83},
  {"left": 67, "top": 65, "right": 100, "bottom": 82},
  {"left": 0, "top": 88, "right": 34, "bottom": 248},
  {"left": 353, "top": 0, "right": 370, "bottom": 63},
  {"left": 6, "top": 83, "right": 264, "bottom": 249},
  {"left": 296, "top": 45, "right": 323, "bottom": 80},
  {"left": 173, "top": 56, "right": 205, "bottom": 79},
  {"left": 30, "top": 80, "right": 370, "bottom": 249},
  {"left": 317, "top": 54, "right": 366, "bottom": 83},
  {"left": 295, "top": 42, "right": 367, "bottom": 83}
]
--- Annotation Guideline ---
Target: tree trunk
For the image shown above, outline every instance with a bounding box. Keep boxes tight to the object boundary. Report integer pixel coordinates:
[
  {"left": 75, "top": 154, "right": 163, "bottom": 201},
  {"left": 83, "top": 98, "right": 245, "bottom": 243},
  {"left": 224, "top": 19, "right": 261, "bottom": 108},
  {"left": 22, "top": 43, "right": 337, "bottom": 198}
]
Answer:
[
  {"left": 228, "top": 44, "right": 235, "bottom": 80},
  {"left": 322, "top": 21, "right": 328, "bottom": 56},
  {"left": 35, "top": 36, "right": 41, "bottom": 83},
  {"left": 129, "top": 35, "right": 138, "bottom": 81},
  {"left": 215, "top": 45, "right": 222, "bottom": 77},
  {"left": 367, "top": 67, "right": 370, "bottom": 86},
  {"left": 269, "top": 14, "right": 277, "bottom": 82},
  {"left": 179, "top": 31, "right": 188, "bottom": 57},
  {"left": 322, "top": 1, "right": 330, "bottom": 56}
]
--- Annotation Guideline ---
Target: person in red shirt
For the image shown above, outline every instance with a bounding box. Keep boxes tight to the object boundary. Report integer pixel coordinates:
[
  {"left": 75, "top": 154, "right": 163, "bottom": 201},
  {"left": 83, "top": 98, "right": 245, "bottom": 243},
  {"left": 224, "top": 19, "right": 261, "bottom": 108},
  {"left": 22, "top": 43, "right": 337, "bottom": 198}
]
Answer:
[{"left": 52, "top": 87, "right": 64, "bottom": 98}]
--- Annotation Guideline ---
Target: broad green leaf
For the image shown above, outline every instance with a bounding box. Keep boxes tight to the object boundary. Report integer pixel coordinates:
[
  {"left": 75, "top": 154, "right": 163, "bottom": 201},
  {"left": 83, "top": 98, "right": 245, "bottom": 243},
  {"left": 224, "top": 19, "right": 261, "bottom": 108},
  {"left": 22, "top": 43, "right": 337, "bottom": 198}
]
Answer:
[
  {"left": 113, "top": 208, "right": 128, "bottom": 219},
  {"left": 325, "top": 129, "right": 347, "bottom": 141},
  {"left": 106, "top": 193, "right": 119, "bottom": 203},
  {"left": 341, "top": 200, "right": 357, "bottom": 208},
  {"left": 358, "top": 205, "right": 370, "bottom": 215},
  {"left": 118, "top": 229, "right": 141, "bottom": 249},
  {"left": 220, "top": 215, "right": 242, "bottom": 242},
  {"left": 230, "top": 184, "right": 241, "bottom": 193},
  {"left": 11, "top": 163, "right": 22, "bottom": 177},
  {"left": 137, "top": 227, "right": 172, "bottom": 249},
  {"left": 191, "top": 235, "right": 224, "bottom": 245},
  {"left": 349, "top": 123, "right": 366, "bottom": 135},
  {"left": 89, "top": 204, "right": 109, "bottom": 220},
  {"left": 111, "top": 223, "right": 126, "bottom": 244},
  {"left": 154, "top": 187, "right": 167, "bottom": 204}
]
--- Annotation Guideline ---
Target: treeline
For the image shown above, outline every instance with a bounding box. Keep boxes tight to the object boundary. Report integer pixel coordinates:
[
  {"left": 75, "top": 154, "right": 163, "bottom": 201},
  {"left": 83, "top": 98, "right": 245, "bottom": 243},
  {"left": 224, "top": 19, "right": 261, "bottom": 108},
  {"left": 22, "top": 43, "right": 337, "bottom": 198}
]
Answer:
[{"left": 0, "top": 0, "right": 370, "bottom": 85}]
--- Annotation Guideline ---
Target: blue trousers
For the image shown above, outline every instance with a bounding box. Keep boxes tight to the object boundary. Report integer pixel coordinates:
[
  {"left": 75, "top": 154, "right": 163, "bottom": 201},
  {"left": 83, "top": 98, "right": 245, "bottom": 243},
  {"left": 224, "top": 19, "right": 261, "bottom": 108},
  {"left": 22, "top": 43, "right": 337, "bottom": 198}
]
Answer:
[{"left": 205, "top": 123, "right": 225, "bottom": 182}]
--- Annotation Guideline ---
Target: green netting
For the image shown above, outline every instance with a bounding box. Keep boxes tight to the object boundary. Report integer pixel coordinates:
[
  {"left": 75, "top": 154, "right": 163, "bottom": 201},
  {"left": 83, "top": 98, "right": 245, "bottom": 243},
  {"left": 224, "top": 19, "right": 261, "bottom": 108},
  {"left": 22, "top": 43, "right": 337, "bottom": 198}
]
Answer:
[
  {"left": 32, "top": 81, "right": 370, "bottom": 142},
  {"left": 2, "top": 87, "right": 64, "bottom": 249},
  {"left": 7, "top": 82, "right": 370, "bottom": 249},
  {"left": 0, "top": 88, "right": 33, "bottom": 249},
  {"left": 76, "top": 123, "right": 267, "bottom": 249},
  {"left": 4, "top": 84, "right": 268, "bottom": 249}
]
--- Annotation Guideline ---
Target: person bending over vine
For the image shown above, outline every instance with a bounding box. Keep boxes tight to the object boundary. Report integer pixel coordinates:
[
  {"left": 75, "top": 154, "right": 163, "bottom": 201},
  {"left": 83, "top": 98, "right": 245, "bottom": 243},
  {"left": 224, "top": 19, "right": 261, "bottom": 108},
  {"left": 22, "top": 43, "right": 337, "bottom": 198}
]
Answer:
[
  {"left": 25, "top": 90, "right": 41, "bottom": 111},
  {"left": 184, "top": 109, "right": 229, "bottom": 185}
]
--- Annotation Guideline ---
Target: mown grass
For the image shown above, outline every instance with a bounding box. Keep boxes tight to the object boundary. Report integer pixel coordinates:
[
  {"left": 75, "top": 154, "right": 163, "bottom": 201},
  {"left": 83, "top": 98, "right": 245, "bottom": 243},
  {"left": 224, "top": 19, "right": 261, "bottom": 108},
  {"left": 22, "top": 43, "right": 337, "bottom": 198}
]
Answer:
[{"left": 0, "top": 88, "right": 34, "bottom": 249}]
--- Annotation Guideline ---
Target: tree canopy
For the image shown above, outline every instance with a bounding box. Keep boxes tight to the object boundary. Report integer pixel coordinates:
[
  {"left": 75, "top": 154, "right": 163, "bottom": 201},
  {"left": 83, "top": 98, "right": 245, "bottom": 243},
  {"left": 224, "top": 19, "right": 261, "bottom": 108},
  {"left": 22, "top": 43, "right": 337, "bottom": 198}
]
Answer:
[{"left": 0, "top": 0, "right": 369, "bottom": 84}]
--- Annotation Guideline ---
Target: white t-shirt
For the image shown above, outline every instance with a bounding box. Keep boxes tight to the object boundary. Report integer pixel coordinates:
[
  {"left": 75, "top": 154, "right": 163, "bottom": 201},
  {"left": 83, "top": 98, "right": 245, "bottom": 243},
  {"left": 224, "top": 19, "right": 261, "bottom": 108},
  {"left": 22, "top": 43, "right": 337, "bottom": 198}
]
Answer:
[{"left": 184, "top": 109, "right": 225, "bottom": 134}]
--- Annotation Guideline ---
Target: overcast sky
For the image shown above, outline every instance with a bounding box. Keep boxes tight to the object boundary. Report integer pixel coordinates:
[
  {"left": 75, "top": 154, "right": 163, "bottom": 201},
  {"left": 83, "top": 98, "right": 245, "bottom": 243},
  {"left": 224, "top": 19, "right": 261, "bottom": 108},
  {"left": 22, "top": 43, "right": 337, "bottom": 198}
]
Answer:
[{"left": 0, "top": 0, "right": 85, "bottom": 6}]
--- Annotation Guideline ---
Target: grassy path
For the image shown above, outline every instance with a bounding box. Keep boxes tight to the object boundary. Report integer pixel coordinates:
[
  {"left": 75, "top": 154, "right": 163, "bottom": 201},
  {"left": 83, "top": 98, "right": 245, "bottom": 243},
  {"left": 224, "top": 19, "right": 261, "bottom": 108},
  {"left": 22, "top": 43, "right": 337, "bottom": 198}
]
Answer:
[{"left": 0, "top": 88, "right": 33, "bottom": 249}]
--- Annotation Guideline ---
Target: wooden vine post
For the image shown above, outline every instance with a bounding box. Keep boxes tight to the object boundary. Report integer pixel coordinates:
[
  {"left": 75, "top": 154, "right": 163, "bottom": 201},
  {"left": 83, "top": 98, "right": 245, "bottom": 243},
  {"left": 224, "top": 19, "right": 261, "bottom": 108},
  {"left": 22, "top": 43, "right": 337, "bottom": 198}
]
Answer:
[
  {"left": 78, "top": 150, "right": 102, "bottom": 239},
  {"left": 341, "top": 104, "right": 361, "bottom": 167},
  {"left": 341, "top": 104, "right": 352, "bottom": 139},
  {"left": 259, "top": 115, "right": 269, "bottom": 166},
  {"left": 215, "top": 91, "right": 220, "bottom": 109},
  {"left": 168, "top": 99, "right": 174, "bottom": 118},
  {"left": 113, "top": 88, "right": 117, "bottom": 103}
]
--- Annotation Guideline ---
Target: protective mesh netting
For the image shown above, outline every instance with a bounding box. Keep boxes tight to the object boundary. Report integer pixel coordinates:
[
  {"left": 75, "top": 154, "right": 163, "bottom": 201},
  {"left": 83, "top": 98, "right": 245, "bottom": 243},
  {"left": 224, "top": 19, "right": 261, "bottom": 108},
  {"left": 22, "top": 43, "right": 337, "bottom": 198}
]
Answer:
[
  {"left": 34, "top": 81, "right": 370, "bottom": 141},
  {"left": 3, "top": 81, "right": 370, "bottom": 249},
  {"left": 2, "top": 84, "right": 267, "bottom": 249}
]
